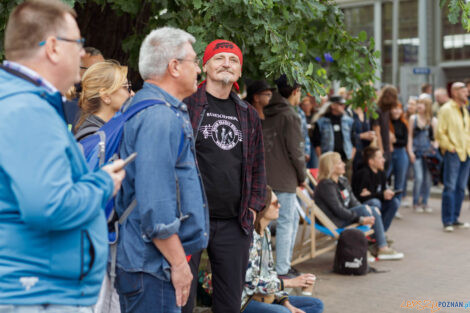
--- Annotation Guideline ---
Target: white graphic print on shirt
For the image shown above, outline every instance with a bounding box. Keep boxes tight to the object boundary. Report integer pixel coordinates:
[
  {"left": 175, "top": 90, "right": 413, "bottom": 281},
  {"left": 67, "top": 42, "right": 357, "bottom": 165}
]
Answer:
[{"left": 199, "top": 112, "right": 243, "bottom": 151}]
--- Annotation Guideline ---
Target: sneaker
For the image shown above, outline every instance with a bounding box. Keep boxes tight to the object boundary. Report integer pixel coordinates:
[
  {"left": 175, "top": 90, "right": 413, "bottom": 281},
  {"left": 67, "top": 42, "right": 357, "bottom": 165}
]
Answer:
[
  {"left": 414, "top": 206, "right": 424, "bottom": 213},
  {"left": 394, "top": 212, "right": 404, "bottom": 219},
  {"left": 377, "top": 247, "right": 404, "bottom": 260},
  {"left": 367, "top": 251, "right": 376, "bottom": 263},
  {"left": 443, "top": 224, "right": 454, "bottom": 232},
  {"left": 453, "top": 221, "right": 470, "bottom": 229},
  {"left": 423, "top": 206, "right": 433, "bottom": 213},
  {"left": 278, "top": 268, "right": 301, "bottom": 279},
  {"left": 287, "top": 267, "right": 301, "bottom": 277},
  {"left": 401, "top": 200, "right": 411, "bottom": 208}
]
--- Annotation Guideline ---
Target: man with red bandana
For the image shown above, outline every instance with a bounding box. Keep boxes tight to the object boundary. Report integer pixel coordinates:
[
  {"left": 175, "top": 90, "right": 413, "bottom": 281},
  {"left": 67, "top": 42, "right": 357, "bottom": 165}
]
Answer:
[{"left": 183, "top": 40, "right": 267, "bottom": 313}]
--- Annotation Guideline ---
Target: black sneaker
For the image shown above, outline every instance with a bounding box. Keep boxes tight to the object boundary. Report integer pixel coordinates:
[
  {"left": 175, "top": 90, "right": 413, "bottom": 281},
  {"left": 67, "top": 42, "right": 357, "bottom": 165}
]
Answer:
[
  {"left": 288, "top": 267, "right": 301, "bottom": 277},
  {"left": 452, "top": 221, "right": 470, "bottom": 228},
  {"left": 278, "top": 268, "right": 301, "bottom": 280}
]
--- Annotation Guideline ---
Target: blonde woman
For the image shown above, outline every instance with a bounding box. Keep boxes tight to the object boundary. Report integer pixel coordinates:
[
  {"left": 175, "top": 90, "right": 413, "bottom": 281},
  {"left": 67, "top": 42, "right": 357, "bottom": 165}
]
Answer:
[
  {"left": 313, "top": 152, "right": 403, "bottom": 260},
  {"left": 75, "top": 60, "right": 133, "bottom": 140},
  {"left": 407, "top": 94, "right": 438, "bottom": 213}
]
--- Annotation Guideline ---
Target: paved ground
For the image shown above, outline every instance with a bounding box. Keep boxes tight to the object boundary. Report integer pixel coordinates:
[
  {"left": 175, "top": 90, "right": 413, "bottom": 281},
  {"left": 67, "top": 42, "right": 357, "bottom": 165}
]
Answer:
[{"left": 295, "top": 195, "right": 470, "bottom": 313}]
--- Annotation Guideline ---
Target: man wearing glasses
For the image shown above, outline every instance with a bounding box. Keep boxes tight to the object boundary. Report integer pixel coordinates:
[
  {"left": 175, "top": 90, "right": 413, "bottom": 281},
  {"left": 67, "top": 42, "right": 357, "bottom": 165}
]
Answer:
[
  {"left": 114, "top": 27, "right": 209, "bottom": 312},
  {"left": 244, "top": 79, "right": 275, "bottom": 120},
  {"left": 0, "top": 1, "right": 125, "bottom": 312},
  {"left": 183, "top": 40, "right": 266, "bottom": 313}
]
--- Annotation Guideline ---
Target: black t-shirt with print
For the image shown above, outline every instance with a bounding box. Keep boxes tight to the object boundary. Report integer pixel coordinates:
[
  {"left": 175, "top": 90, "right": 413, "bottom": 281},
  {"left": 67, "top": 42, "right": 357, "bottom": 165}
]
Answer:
[{"left": 196, "top": 92, "right": 243, "bottom": 219}]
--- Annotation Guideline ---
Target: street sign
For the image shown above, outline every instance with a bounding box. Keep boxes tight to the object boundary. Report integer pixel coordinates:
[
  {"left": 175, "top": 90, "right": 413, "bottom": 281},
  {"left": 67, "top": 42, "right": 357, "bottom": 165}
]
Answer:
[{"left": 413, "top": 67, "right": 431, "bottom": 75}]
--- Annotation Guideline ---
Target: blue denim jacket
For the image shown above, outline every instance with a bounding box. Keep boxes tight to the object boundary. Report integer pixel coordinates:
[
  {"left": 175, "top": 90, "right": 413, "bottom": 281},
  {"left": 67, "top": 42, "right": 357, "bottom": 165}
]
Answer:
[
  {"left": 115, "top": 83, "right": 209, "bottom": 280},
  {"left": 296, "top": 107, "right": 311, "bottom": 156},
  {"left": 316, "top": 114, "right": 354, "bottom": 160}
]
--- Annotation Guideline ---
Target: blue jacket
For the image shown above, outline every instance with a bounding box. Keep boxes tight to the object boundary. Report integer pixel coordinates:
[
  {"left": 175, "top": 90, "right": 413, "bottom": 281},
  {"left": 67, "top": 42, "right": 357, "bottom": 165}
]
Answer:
[
  {"left": 0, "top": 67, "right": 113, "bottom": 305},
  {"left": 316, "top": 114, "right": 354, "bottom": 160},
  {"left": 116, "top": 83, "right": 209, "bottom": 280}
]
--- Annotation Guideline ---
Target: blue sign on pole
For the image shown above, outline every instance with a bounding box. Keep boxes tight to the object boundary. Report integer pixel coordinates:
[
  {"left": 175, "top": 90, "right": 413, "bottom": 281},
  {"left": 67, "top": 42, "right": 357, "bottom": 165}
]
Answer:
[{"left": 413, "top": 67, "right": 431, "bottom": 75}]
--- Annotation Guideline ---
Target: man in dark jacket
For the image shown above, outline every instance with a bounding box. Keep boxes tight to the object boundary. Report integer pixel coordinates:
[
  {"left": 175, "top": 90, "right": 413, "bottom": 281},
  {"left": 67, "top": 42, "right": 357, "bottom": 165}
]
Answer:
[
  {"left": 262, "top": 75, "right": 306, "bottom": 277},
  {"left": 183, "top": 40, "right": 266, "bottom": 313},
  {"left": 352, "top": 146, "right": 399, "bottom": 232}
]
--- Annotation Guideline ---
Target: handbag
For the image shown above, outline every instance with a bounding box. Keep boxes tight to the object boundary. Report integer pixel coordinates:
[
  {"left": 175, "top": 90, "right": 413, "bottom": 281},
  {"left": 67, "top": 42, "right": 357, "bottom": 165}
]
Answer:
[{"left": 251, "top": 293, "right": 275, "bottom": 303}]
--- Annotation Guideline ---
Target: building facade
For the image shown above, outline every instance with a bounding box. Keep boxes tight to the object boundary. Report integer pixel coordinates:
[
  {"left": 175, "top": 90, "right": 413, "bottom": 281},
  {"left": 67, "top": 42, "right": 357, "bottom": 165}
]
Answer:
[{"left": 337, "top": 0, "right": 469, "bottom": 103}]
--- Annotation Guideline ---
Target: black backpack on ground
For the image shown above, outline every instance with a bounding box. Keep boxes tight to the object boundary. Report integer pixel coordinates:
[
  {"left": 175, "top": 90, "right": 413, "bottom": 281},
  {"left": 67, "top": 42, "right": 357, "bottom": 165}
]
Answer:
[{"left": 333, "top": 228, "right": 368, "bottom": 275}]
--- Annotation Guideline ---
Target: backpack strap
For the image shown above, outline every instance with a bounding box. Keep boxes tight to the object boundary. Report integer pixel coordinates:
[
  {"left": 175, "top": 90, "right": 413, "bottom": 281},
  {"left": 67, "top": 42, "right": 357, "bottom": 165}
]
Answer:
[
  {"left": 122, "top": 99, "right": 165, "bottom": 121},
  {"left": 109, "top": 198, "right": 137, "bottom": 287}
]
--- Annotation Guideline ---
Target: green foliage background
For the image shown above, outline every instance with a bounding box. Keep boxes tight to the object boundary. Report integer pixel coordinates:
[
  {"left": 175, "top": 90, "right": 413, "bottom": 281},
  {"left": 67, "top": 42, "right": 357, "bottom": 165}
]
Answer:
[{"left": 1, "top": 0, "right": 464, "bottom": 109}]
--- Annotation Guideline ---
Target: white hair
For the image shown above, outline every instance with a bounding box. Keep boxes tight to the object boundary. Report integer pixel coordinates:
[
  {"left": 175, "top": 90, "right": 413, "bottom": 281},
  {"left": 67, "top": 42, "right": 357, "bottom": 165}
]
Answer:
[{"left": 138, "top": 27, "right": 195, "bottom": 80}]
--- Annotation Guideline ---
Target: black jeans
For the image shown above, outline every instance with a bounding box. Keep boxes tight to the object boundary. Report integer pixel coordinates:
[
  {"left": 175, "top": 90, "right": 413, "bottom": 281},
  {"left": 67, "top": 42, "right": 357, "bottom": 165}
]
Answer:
[{"left": 182, "top": 218, "right": 251, "bottom": 313}]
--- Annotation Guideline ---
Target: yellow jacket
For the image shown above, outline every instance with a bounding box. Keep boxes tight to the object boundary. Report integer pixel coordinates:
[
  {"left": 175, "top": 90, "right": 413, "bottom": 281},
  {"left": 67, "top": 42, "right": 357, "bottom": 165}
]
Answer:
[{"left": 436, "top": 99, "right": 470, "bottom": 161}]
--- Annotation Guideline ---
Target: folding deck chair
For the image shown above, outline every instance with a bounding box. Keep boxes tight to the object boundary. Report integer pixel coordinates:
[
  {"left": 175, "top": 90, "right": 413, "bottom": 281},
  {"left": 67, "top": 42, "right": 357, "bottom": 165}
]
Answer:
[{"left": 291, "top": 169, "right": 374, "bottom": 266}]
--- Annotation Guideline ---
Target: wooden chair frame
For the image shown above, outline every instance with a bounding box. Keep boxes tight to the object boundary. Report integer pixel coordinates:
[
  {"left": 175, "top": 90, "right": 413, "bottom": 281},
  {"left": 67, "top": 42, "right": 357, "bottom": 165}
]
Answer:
[{"left": 291, "top": 170, "right": 374, "bottom": 266}]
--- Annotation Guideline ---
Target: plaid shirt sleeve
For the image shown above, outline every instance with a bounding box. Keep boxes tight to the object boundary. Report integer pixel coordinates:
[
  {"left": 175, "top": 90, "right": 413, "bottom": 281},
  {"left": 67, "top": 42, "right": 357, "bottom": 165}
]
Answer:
[{"left": 247, "top": 106, "right": 267, "bottom": 212}]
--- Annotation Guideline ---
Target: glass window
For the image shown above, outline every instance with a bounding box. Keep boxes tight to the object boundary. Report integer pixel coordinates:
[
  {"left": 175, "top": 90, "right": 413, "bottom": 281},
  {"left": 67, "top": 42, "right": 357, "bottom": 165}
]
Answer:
[
  {"left": 382, "top": 0, "right": 419, "bottom": 84},
  {"left": 343, "top": 5, "right": 374, "bottom": 39},
  {"left": 442, "top": 6, "right": 470, "bottom": 61}
]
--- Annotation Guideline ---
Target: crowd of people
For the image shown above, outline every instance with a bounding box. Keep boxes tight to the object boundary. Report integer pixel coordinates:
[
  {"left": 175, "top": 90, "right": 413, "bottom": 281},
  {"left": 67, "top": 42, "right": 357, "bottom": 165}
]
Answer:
[{"left": 1, "top": 1, "right": 470, "bottom": 313}]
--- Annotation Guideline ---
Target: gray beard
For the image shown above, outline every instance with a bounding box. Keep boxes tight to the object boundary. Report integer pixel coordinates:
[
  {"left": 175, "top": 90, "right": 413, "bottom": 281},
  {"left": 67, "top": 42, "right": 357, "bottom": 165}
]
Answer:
[{"left": 221, "top": 76, "right": 232, "bottom": 85}]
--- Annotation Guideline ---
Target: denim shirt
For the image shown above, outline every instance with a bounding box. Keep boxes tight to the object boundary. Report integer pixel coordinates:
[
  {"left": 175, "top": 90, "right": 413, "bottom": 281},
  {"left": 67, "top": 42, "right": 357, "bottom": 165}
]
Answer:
[
  {"left": 317, "top": 114, "right": 354, "bottom": 159},
  {"left": 115, "top": 82, "right": 209, "bottom": 280},
  {"left": 296, "top": 107, "right": 312, "bottom": 156}
]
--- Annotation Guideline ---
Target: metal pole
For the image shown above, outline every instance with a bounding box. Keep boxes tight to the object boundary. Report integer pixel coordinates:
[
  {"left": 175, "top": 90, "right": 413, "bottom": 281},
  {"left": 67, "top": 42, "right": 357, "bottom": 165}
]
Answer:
[
  {"left": 392, "top": 0, "right": 399, "bottom": 86},
  {"left": 418, "top": 0, "right": 427, "bottom": 67},
  {"left": 374, "top": 0, "right": 382, "bottom": 88}
]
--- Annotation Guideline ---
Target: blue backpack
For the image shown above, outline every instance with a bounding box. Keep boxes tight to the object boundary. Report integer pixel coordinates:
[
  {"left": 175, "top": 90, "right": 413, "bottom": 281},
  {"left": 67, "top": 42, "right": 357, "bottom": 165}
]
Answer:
[{"left": 79, "top": 99, "right": 164, "bottom": 241}]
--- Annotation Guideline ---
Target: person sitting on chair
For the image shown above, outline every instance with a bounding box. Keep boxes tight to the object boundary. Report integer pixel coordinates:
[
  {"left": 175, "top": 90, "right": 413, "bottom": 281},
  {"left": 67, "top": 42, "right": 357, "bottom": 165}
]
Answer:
[
  {"left": 314, "top": 152, "right": 404, "bottom": 261},
  {"left": 241, "top": 186, "right": 324, "bottom": 313}
]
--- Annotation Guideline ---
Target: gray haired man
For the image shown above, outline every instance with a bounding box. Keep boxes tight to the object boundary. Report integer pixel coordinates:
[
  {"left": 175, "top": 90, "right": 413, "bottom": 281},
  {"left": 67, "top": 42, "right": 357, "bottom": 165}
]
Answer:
[{"left": 114, "top": 27, "right": 209, "bottom": 312}]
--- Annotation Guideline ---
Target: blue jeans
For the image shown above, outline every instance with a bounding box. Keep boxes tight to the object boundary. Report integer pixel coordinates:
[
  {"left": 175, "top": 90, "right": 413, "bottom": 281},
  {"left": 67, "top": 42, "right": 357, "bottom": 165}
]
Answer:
[
  {"left": 441, "top": 152, "right": 470, "bottom": 225},
  {"left": 363, "top": 198, "right": 399, "bottom": 232},
  {"left": 243, "top": 296, "right": 324, "bottom": 313},
  {"left": 342, "top": 205, "right": 387, "bottom": 248},
  {"left": 412, "top": 157, "right": 432, "bottom": 206},
  {"left": 274, "top": 192, "right": 299, "bottom": 275},
  {"left": 116, "top": 268, "right": 180, "bottom": 313},
  {"left": 0, "top": 306, "right": 92, "bottom": 313},
  {"left": 388, "top": 147, "right": 409, "bottom": 201}
]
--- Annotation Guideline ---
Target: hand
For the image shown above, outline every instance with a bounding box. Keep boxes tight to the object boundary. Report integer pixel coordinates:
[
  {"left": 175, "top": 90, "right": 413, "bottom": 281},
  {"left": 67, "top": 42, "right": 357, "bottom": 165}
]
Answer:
[
  {"left": 361, "top": 216, "right": 375, "bottom": 226},
  {"left": 360, "top": 188, "right": 371, "bottom": 197},
  {"left": 284, "top": 273, "right": 316, "bottom": 288},
  {"left": 409, "top": 152, "right": 416, "bottom": 164},
  {"left": 170, "top": 261, "right": 193, "bottom": 307},
  {"left": 284, "top": 301, "right": 306, "bottom": 313},
  {"left": 384, "top": 189, "right": 394, "bottom": 200},
  {"left": 389, "top": 131, "right": 396, "bottom": 144},
  {"left": 102, "top": 160, "right": 126, "bottom": 197},
  {"left": 249, "top": 208, "right": 257, "bottom": 224},
  {"left": 432, "top": 141, "right": 439, "bottom": 150},
  {"left": 360, "top": 131, "right": 375, "bottom": 141}
]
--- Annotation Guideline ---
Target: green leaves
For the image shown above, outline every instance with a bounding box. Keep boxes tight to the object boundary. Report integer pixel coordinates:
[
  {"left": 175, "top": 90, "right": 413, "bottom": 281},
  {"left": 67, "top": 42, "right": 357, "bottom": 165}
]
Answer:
[
  {"left": 442, "top": 0, "right": 470, "bottom": 31},
  {"left": 358, "top": 30, "right": 367, "bottom": 42},
  {"left": 0, "top": 0, "right": 382, "bottom": 111}
]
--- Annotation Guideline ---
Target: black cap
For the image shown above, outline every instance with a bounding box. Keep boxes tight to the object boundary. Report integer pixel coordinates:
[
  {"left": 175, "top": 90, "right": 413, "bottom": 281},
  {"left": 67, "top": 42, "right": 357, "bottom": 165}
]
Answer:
[
  {"left": 329, "top": 95, "right": 346, "bottom": 104},
  {"left": 246, "top": 80, "right": 275, "bottom": 101}
]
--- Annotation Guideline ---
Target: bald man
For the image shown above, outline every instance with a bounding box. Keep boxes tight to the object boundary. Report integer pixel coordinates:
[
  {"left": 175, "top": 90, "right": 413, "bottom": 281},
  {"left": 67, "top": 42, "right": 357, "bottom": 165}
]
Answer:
[{"left": 436, "top": 82, "right": 470, "bottom": 232}]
